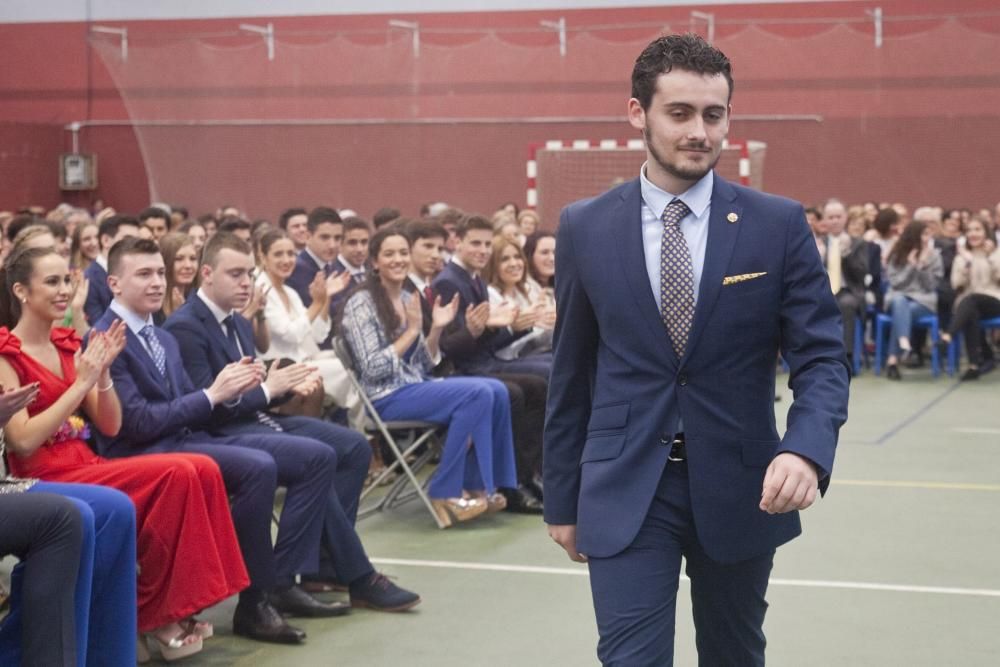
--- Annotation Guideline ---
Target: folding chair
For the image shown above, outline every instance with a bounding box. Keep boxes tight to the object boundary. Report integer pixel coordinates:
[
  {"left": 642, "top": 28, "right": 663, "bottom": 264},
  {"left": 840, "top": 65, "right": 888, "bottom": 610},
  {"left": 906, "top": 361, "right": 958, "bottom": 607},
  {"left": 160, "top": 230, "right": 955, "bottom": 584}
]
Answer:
[
  {"left": 332, "top": 337, "right": 448, "bottom": 528},
  {"left": 874, "top": 313, "right": 942, "bottom": 377}
]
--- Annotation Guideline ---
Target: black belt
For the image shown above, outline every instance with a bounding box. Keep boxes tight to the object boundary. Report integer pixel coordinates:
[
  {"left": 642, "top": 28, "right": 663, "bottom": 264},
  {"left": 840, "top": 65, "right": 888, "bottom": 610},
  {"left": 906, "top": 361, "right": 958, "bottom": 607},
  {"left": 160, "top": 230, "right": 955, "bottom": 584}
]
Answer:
[{"left": 667, "top": 433, "right": 686, "bottom": 462}]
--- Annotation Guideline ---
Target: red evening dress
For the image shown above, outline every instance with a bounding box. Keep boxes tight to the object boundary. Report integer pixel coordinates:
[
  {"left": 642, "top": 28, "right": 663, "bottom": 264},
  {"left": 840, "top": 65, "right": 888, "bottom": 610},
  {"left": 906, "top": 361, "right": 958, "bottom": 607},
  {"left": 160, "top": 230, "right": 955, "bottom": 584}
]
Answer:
[{"left": 0, "top": 327, "right": 249, "bottom": 632}]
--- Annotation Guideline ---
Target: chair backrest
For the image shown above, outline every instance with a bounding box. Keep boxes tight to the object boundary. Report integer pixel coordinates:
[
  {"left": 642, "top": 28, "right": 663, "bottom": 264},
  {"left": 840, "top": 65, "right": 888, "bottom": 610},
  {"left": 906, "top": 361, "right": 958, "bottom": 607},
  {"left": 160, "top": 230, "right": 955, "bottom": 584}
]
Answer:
[{"left": 331, "top": 336, "right": 390, "bottom": 433}]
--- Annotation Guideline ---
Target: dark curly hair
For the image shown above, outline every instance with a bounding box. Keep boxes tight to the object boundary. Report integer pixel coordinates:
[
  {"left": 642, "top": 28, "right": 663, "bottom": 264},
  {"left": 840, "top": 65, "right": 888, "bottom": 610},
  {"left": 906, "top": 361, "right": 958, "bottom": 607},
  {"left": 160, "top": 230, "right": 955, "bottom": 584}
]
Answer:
[{"left": 631, "top": 34, "right": 734, "bottom": 110}]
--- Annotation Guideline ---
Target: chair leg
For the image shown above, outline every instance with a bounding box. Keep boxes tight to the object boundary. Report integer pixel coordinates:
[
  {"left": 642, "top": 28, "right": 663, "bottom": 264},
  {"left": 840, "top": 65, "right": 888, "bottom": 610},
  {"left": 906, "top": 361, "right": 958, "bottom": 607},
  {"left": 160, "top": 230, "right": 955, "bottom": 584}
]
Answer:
[
  {"left": 928, "top": 320, "right": 940, "bottom": 377},
  {"left": 874, "top": 317, "right": 886, "bottom": 375},
  {"left": 853, "top": 318, "right": 863, "bottom": 376}
]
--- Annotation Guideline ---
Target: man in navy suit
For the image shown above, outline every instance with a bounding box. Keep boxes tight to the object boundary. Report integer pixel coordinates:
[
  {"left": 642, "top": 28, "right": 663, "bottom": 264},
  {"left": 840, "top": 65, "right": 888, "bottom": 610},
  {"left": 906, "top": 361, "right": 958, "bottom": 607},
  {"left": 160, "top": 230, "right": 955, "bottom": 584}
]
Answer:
[
  {"left": 82, "top": 215, "right": 138, "bottom": 325},
  {"left": 164, "top": 232, "right": 420, "bottom": 612},
  {"left": 432, "top": 215, "right": 551, "bottom": 380},
  {"left": 93, "top": 237, "right": 348, "bottom": 645},
  {"left": 544, "top": 35, "right": 850, "bottom": 666},
  {"left": 330, "top": 216, "right": 371, "bottom": 315},
  {"left": 286, "top": 206, "right": 351, "bottom": 348}
]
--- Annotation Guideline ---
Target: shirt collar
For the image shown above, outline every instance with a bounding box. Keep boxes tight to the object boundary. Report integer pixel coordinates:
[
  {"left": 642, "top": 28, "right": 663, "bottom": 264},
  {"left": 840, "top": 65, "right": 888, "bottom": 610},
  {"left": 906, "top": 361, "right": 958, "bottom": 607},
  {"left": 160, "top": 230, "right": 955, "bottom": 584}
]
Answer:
[
  {"left": 408, "top": 272, "right": 427, "bottom": 292},
  {"left": 337, "top": 254, "right": 364, "bottom": 275},
  {"left": 304, "top": 247, "right": 328, "bottom": 270},
  {"left": 450, "top": 255, "right": 477, "bottom": 278},
  {"left": 108, "top": 300, "right": 154, "bottom": 335},
  {"left": 195, "top": 287, "right": 232, "bottom": 325},
  {"left": 639, "top": 162, "right": 713, "bottom": 220},
  {"left": 95, "top": 254, "right": 108, "bottom": 271}
]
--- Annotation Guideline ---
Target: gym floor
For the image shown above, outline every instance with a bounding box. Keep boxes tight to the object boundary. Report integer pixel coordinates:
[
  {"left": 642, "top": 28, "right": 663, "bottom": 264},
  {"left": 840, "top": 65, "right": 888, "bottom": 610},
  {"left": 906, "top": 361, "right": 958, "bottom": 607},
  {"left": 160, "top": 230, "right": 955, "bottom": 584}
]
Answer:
[
  {"left": 6, "top": 366, "right": 999, "bottom": 665},
  {"left": 190, "top": 365, "right": 1000, "bottom": 666}
]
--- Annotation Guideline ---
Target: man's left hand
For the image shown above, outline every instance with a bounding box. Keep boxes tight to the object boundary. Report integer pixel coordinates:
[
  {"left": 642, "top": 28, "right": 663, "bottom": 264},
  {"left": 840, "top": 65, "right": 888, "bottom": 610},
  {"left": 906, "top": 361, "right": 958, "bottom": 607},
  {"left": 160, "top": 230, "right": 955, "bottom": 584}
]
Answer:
[{"left": 759, "top": 452, "right": 819, "bottom": 514}]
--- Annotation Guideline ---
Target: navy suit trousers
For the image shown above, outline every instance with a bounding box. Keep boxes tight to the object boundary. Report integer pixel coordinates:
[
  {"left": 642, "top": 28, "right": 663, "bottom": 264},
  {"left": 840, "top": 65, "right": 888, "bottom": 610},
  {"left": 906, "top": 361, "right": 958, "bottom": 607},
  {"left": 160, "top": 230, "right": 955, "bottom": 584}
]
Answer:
[
  {"left": 587, "top": 461, "right": 773, "bottom": 667},
  {"left": 212, "top": 415, "right": 374, "bottom": 585}
]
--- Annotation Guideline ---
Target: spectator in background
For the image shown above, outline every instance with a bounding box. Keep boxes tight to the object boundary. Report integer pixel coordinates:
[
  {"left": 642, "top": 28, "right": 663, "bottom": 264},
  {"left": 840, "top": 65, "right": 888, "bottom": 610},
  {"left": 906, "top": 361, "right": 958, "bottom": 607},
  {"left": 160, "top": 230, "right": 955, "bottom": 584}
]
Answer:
[
  {"left": 517, "top": 209, "right": 540, "bottom": 237},
  {"left": 916, "top": 207, "right": 956, "bottom": 332},
  {"left": 821, "top": 199, "right": 868, "bottom": 369},
  {"left": 372, "top": 207, "right": 401, "bottom": 229},
  {"left": 255, "top": 229, "right": 360, "bottom": 425},
  {"left": 805, "top": 206, "right": 826, "bottom": 255},
  {"left": 84, "top": 215, "right": 139, "bottom": 326},
  {"left": 198, "top": 214, "right": 218, "bottom": 239},
  {"left": 883, "top": 221, "right": 943, "bottom": 380},
  {"left": 169, "top": 206, "right": 188, "bottom": 230},
  {"left": 279, "top": 208, "right": 310, "bottom": 253},
  {"left": 138, "top": 207, "right": 170, "bottom": 244},
  {"left": 942, "top": 209, "right": 964, "bottom": 239},
  {"left": 866, "top": 207, "right": 900, "bottom": 266},
  {"left": 218, "top": 204, "right": 242, "bottom": 220},
  {"left": 287, "top": 207, "right": 350, "bottom": 349},
  {"left": 846, "top": 207, "right": 867, "bottom": 239},
  {"left": 341, "top": 227, "right": 517, "bottom": 527},
  {"left": 941, "top": 218, "right": 1000, "bottom": 380},
  {"left": 218, "top": 217, "right": 253, "bottom": 243},
  {"left": 493, "top": 213, "right": 524, "bottom": 248},
  {"left": 177, "top": 220, "right": 207, "bottom": 253},
  {"left": 523, "top": 231, "right": 556, "bottom": 290},
  {"left": 484, "top": 235, "right": 555, "bottom": 360},
  {"left": 159, "top": 232, "right": 199, "bottom": 319},
  {"left": 5, "top": 215, "right": 43, "bottom": 246},
  {"left": 70, "top": 219, "right": 100, "bottom": 271},
  {"left": 498, "top": 201, "right": 519, "bottom": 218},
  {"left": 436, "top": 207, "right": 463, "bottom": 262}
]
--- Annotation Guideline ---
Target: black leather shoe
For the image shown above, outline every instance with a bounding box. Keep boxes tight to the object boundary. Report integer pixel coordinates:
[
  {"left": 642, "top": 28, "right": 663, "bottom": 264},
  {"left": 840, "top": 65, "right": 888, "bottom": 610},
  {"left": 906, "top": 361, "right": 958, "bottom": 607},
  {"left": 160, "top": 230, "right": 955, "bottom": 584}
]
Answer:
[
  {"left": 350, "top": 572, "right": 421, "bottom": 612},
  {"left": 269, "top": 585, "right": 351, "bottom": 618},
  {"left": 528, "top": 473, "right": 544, "bottom": 502},
  {"left": 233, "top": 600, "right": 307, "bottom": 644},
  {"left": 502, "top": 485, "right": 544, "bottom": 514},
  {"left": 886, "top": 363, "right": 901, "bottom": 380}
]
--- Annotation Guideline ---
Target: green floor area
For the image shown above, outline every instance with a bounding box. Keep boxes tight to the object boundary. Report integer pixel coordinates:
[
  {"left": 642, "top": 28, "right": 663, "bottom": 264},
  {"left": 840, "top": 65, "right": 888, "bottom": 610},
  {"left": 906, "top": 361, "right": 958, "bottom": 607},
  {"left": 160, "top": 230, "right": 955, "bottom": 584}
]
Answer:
[{"left": 10, "top": 368, "right": 1000, "bottom": 665}]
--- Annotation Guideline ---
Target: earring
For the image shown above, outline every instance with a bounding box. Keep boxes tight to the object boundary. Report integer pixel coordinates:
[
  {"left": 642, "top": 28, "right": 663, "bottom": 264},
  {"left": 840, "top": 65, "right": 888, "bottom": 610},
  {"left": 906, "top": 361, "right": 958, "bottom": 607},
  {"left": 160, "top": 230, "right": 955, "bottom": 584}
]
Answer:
[{"left": 20, "top": 298, "right": 26, "bottom": 304}]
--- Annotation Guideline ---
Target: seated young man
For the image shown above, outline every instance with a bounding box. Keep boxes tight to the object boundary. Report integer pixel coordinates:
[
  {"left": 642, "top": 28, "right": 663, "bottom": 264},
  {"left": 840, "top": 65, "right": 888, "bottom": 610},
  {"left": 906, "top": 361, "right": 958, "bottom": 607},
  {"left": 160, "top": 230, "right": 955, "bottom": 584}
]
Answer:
[
  {"left": 83, "top": 214, "right": 139, "bottom": 325},
  {"left": 93, "top": 237, "right": 347, "bottom": 645},
  {"left": 163, "top": 232, "right": 420, "bottom": 609},
  {"left": 331, "top": 216, "right": 372, "bottom": 314},
  {"left": 287, "top": 206, "right": 351, "bottom": 349}
]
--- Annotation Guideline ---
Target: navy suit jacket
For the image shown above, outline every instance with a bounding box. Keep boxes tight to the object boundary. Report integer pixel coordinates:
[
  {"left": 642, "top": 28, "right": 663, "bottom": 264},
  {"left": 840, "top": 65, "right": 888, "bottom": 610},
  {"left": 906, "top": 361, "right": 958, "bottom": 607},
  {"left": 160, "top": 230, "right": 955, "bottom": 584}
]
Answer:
[
  {"left": 82, "top": 262, "right": 113, "bottom": 326},
  {"left": 287, "top": 251, "right": 339, "bottom": 348},
  {"left": 543, "top": 175, "right": 850, "bottom": 563},
  {"left": 431, "top": 261, "right": 528, "bottom": 371},
  {"left": 90, "top": 309, "right": 232, "bottom": 457},
  {"left": 163, "top": 296, "right": 271, "bottom": 431}
]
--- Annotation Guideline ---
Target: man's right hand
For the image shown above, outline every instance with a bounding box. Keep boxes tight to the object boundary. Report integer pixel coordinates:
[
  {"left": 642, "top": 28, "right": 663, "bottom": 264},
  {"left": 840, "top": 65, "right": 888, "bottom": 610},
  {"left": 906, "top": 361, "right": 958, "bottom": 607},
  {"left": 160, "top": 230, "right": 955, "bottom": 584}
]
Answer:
[
  {"left": 465, "top": 302, "right": 489, "bottom": 338},
  {"left": 206, "top": 359, "right": 264, "bottom": 405},
  {"left": 548, "top": 524, "right": 588, "bottom": 563},
  {"left": 264, "top": 360, "right": 318, "bottom": 398}
]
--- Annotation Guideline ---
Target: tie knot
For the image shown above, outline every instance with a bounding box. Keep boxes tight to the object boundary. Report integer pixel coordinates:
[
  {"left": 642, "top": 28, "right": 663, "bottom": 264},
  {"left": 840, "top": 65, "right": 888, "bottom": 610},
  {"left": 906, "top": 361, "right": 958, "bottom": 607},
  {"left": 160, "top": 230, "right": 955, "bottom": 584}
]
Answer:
[
  {"left": 222, "top": 314, "right": 233, "bottom": 328},
  {"left": 662, "top": 199, "right": 690, "bottom": 228},
  {"left": 140, "top": 325, "right": 155, "bottom": 339}
]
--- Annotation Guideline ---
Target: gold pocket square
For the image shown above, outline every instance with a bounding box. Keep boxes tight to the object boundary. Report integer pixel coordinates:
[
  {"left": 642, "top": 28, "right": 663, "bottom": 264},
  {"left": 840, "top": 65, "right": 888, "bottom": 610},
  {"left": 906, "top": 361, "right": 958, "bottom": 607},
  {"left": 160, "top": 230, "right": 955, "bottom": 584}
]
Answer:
[{"left": 722, "top": 272, "right": 767, "bottom": 286}]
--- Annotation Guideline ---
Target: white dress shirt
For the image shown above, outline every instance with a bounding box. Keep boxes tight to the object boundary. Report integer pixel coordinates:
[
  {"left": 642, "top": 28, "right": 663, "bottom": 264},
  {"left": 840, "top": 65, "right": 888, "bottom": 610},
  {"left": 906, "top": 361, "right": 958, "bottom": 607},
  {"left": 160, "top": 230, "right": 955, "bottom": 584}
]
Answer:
[{"left": 255, "top": 272, "right": 330, "bottom": 361}]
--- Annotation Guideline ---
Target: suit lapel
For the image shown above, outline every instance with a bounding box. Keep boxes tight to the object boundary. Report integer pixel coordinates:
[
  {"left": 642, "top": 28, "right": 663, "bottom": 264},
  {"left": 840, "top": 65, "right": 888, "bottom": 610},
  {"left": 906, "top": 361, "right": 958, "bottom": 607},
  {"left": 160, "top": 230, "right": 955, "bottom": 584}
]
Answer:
[
  {"left": 193, "top": 298, "right": 241, "bottom": 363},
  {"left": 126, "top": 329, "right": 169, "bottom": 390},
  {"left": 614, "top": 180, "right": 679, "bottom": 366},
  {"left": 683, "top": 175, "right": 742, "bottom": 362}
]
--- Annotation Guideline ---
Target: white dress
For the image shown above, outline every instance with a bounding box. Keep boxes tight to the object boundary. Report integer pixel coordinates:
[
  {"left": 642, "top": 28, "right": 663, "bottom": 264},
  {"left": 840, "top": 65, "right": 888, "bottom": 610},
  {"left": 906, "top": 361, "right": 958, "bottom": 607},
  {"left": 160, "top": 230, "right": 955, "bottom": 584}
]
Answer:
[
  {"left": 487, "top": 281, "right": 554, "bottom": 360},
  {"left": 255, "top": 272, "right": 365, "bottom": 430}
]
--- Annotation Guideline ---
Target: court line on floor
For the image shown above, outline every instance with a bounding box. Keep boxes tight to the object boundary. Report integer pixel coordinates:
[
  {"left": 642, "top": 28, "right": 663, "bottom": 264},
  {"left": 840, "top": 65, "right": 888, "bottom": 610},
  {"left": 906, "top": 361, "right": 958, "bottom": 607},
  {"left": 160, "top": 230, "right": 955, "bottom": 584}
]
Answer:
[
  {"left": 370, "top": 557, "right": 1000, "bottom": 598},
  {"left": 835, "top": 479, "right": 1000, "bottom": 492},
  {"left": 873, "top": 381, "right": 961, "bottom": 445},
  {"left": 952, "top": 427, "right": 1000, "bottom": 436}
]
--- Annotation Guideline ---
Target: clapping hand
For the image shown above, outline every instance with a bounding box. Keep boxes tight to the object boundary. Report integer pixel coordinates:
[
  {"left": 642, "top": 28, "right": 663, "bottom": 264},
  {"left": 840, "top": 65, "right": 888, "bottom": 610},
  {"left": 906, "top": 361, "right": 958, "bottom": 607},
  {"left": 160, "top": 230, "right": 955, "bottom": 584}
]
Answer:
[
  {"left": 511, "top": 303, "right": 541, "bottom": 332},
  {"left": 75, "top": 335, "right": 109, "bottom": 390},
  {"left": 430, "top": 294, "right": 460, "bottom": 330},
  {"left": 326, "top": 271, "right": 351, "bottom": 298},
  {"left": 404, "top": 293, "right": 424, "bottom": 333},
  {"left": 70, "top": 270, "right": 89, "bottom": 313},
  {"left": 241, "top": 284, "right": 269, "bottom": 320},
  {"left": 100, "top": 320, "right": 128, "bottom": 368},
  {"left": 465, "top": 302, "right": 489, "bottom": 338},
  {"left": 486, "top": 301, "right": 519, "bottom": 329},
  {"left": 0, "top": 382, "right": 40, "bottom": 426}
]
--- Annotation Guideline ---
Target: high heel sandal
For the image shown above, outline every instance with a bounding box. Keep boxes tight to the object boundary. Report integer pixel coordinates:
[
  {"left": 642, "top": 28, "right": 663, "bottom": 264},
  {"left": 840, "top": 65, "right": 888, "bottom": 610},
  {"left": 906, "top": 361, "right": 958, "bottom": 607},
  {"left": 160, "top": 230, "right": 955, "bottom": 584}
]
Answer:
[
  {"left": 180, "top": 616, "right": 213, "bottom": 639},
  {"left": 144, "top": 630, "right": 204, "bottom": 662},
  {"left": 431, "top": 497, "right": 488, "bottom": 528}
]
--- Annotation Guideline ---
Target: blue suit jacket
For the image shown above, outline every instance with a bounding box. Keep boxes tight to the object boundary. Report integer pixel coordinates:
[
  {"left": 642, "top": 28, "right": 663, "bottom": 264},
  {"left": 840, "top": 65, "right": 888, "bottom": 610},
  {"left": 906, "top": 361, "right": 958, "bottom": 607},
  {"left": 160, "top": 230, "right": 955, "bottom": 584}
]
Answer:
[
  {"left": 431, "top": 261, "right": 528, "bottom": 371},
  {"left": 163, "top": 296, "right": 271, "bottom": 431},
  {"left": 90, "top": 309, "right": 231, "bottom": 457},
  {"left": 543, "top": 175, "right": 850, "bottom": 563},
  {"left": 83, "top": 262, "right": 113, "bottom": 326}
]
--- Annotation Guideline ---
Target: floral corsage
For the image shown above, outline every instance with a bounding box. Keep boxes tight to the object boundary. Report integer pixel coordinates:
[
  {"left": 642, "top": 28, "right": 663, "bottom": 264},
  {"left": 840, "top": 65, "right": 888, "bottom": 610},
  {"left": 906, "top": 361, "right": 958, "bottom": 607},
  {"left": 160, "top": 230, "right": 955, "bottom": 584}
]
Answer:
[{"left": 47, "top": 415, "right": 90, "bottom": 445}]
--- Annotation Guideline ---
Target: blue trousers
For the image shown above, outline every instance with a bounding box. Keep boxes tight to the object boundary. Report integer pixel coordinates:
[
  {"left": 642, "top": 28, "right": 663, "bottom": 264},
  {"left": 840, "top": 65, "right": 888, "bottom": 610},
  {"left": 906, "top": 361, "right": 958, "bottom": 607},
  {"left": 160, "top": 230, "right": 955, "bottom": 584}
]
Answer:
[
  {"left": 887, "top": 295, "right": 934, "bottom": 356},
  {"left": 0, "top": 482, "right": 136, "bottom": 667},
  {"left": 587, "top": 462, "right": 773, "bottom": 666},
  {"left": 211, "top": 414, "right": 375, "bottom": 585},
  {"left": 373, "top": 378, "right": 518, "bottom": 498}
]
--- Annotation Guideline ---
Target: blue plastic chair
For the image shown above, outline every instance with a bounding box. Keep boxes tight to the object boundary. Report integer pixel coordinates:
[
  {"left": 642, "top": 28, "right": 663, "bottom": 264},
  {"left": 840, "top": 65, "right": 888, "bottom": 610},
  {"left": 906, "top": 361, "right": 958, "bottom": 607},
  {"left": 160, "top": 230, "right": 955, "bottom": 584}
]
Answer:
[
  {"left": 874, "top": 312, "right": 942, "bottom": 377},
  {"left": 947, "top": 315, "right": 1000, "bottom": 375}
]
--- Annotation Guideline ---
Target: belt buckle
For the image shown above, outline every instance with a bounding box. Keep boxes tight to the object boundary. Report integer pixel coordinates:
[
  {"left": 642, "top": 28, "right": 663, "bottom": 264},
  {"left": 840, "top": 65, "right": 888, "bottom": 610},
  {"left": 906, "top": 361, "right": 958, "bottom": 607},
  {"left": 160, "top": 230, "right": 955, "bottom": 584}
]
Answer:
[{"left": 667, "top": 436, "right": 686, "bottom": 462}]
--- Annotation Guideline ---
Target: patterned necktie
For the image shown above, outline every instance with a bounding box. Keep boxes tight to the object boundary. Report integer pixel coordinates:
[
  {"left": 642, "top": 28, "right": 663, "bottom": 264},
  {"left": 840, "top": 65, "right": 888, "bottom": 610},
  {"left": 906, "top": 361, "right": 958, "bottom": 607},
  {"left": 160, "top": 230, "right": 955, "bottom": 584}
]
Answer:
[
  {"left": 139, "top": 325, "right": 167, "bottom": 378},
  {"left": 659, "top": 198, "right": 695, "bottom": 358},
  {"left": 324, "top": 263, "right": 335, "bottom": 277},
  {"left": 423, "top": 286, "right": 434, "bottom": 304}
]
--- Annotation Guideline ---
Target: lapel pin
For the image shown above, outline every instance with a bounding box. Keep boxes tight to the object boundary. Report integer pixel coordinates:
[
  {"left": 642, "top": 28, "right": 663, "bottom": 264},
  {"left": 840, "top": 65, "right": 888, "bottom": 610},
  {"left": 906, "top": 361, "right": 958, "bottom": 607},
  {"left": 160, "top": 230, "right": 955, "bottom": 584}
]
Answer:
[{"left": 727, "top": 212, "right": 739, "bottom": 223}]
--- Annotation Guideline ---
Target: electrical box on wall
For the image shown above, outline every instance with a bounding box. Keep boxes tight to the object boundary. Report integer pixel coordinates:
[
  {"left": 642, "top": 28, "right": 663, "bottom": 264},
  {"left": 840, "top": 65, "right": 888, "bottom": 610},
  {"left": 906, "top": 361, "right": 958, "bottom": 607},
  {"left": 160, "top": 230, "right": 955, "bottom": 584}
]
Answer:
[{"left": 60, "top": 153, "right": 97, "bottom": 190}]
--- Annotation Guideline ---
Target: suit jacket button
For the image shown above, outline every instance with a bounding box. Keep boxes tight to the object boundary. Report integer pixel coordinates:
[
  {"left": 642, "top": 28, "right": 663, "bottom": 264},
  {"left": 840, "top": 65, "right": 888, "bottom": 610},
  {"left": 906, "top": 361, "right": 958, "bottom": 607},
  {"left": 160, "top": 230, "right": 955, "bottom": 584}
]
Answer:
[
  {"left": 660, "top": 434, "right": 672, "bottom": 445},
  {"left": 678, "top": 374, "right": 688, "bottom": 386}
]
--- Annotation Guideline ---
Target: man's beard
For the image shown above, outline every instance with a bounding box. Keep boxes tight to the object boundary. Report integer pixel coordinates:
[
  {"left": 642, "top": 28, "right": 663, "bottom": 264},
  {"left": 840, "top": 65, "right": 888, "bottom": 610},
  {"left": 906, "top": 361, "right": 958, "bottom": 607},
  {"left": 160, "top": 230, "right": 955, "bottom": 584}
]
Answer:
[{"left": 644, "top": 126, "right": 722, "bottom": 183}]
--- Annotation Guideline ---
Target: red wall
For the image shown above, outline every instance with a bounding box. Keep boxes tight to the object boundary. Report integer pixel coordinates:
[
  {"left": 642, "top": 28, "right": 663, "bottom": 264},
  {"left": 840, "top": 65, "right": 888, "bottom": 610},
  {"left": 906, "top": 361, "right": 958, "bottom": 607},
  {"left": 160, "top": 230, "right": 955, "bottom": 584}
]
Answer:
[{"left": 3, "top": 0, "right": 999, "bottom": 218}]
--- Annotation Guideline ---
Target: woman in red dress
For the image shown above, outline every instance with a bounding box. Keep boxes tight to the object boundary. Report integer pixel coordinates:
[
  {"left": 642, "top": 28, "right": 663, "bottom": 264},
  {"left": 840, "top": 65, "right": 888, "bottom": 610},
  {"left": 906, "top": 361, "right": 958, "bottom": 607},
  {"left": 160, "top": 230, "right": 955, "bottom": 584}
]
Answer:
[{"left": 0, "top": 246, "right": 249, "bottom": 661}]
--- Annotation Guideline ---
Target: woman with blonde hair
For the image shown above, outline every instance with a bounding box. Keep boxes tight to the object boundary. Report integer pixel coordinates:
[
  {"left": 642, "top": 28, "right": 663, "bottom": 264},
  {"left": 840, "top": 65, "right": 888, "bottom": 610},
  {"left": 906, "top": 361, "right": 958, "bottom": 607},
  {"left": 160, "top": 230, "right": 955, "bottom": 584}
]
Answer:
[{"left": 158, "top": 232, "right": 199, "bottom": 318}]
